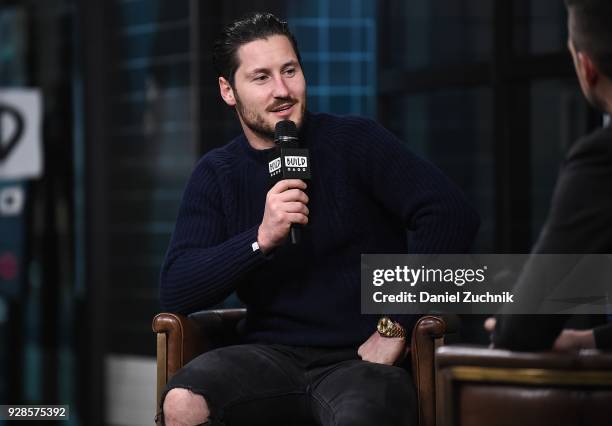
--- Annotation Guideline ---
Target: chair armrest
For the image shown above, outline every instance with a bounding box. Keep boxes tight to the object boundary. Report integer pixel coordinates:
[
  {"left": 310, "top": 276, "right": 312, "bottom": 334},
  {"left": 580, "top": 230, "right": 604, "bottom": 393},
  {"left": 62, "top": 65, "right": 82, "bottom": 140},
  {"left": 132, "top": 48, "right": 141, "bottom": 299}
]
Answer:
[
  {"left": 152, "top": 308, "right": 247, "bottom": 420},
  {"left": 153, "top": 313, "right": 203, "bottom": 377},
  {"left": 152, "top": 308, "right": 247, "bottom": 377},
  {"left": 411, "top": 314, "right": 458, "bottom": 426},
  {"left": 435, "top": 345, "right": 612, "bottom": 426}
]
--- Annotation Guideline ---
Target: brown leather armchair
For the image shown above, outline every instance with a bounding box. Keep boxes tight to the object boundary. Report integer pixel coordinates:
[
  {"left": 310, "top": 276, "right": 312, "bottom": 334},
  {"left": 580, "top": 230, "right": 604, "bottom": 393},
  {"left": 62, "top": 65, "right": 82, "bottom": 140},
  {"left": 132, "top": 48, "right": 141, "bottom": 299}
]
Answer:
[
  {"left": 436, "top": 345, "right": 612, "bottom": 426},
  {"left": 152, "top": 310, "right": 456, "bottom": 426}
]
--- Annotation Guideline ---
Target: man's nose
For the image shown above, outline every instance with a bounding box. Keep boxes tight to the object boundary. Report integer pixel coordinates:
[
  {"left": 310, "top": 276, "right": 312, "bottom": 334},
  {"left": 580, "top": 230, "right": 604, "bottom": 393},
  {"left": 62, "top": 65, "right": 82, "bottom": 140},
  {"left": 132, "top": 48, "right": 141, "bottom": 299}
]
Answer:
[{"left": 272, "top": 76, "right": 290, "bottom": 98}]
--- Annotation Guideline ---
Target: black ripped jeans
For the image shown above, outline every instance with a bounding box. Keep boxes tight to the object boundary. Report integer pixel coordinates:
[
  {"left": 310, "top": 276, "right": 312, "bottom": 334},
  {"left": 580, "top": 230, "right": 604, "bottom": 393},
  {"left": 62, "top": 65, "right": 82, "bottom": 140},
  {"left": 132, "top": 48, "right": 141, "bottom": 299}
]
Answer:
[{"left": 159, "top": 343, "right": 417, "bottom": 426}]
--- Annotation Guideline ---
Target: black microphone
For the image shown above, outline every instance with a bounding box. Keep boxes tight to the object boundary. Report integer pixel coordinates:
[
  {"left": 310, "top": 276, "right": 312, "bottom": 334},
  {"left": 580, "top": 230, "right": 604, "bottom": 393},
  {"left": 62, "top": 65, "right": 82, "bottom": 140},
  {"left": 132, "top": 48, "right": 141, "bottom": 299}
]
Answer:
[{"left": 268, "top": 120, "right": 311, "bottom": 245}]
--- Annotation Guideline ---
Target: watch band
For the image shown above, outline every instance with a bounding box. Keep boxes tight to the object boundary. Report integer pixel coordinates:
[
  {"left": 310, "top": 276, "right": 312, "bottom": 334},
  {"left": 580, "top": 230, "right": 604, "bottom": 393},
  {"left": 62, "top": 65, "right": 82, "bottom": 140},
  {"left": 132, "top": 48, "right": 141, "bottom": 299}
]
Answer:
[{"left": 377, "top": 317, "right": 406, "bottom": 338}]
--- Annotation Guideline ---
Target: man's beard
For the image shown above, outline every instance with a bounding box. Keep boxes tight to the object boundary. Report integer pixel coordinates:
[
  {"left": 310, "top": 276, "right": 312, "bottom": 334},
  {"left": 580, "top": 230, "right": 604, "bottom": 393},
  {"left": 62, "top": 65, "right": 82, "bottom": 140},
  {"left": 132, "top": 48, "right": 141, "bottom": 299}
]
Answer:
[
  {"left": 234, "top": 92, "right": 305, "bottom": 142},
  {"left": 235, "top": 99, "right": 276, "bottom": 141}
]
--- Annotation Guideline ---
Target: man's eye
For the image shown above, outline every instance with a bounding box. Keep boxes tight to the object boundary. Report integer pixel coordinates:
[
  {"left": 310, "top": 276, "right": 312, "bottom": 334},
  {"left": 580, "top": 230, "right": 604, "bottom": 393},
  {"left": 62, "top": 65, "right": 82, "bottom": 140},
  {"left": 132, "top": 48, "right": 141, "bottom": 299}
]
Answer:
[
  {"left": 285, "top": 68, "right": 296, "bottom": 76},
  {"left": 254, "top": 75, "right": 268, "bottom": 82}
]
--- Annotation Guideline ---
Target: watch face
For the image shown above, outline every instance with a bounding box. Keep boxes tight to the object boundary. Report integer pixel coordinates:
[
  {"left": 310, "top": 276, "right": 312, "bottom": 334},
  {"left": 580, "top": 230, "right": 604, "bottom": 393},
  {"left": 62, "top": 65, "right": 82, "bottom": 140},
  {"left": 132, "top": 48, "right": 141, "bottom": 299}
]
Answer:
[{"left": 377, "top": 317, "right": 393, "bottom": 335}]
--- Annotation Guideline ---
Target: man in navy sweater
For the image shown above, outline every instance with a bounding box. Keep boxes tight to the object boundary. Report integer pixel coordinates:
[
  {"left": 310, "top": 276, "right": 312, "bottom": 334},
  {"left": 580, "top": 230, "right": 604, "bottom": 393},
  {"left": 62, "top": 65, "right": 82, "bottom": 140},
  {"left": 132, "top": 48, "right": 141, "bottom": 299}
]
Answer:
[{"left": 160, "top": 12, "right": 479, "bottom": 426}]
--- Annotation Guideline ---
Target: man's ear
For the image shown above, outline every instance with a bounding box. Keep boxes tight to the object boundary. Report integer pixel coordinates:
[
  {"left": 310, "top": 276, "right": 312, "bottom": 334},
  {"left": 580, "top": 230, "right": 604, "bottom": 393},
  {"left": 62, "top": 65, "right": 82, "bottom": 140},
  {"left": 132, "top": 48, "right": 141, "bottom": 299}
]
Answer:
[
  {"left": 219, "top": 76, "right": 236, "bottom": 106},
  {"left": 577, "top": 51, "right": 599, "bottom": 88}
]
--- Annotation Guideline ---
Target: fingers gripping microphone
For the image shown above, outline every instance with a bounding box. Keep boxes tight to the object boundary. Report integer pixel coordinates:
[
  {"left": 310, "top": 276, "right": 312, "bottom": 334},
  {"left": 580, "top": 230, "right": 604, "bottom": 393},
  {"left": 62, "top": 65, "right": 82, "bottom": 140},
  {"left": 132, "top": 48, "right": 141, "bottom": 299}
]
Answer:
[{"left": 268, "top": 120, "right": 311, "bottom": 245}]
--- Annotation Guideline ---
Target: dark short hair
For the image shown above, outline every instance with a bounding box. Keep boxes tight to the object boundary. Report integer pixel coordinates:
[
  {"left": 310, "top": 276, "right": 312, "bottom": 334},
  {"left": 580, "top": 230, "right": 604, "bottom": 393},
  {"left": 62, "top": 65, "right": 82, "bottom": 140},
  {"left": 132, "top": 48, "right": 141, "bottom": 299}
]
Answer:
[
  {"left": 212, "top": 12, "right": 302, "bottom": 85},
  {"left": 565, "top": 0, "right": 612, "bottom": 79}
]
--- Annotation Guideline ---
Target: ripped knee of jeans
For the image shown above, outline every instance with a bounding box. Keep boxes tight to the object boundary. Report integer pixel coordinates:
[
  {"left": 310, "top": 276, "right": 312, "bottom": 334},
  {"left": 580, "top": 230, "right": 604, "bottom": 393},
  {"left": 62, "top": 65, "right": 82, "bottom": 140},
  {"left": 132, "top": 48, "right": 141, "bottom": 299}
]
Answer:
[{"left": 157, "top": 385, "right": 220, "bottom": 426}]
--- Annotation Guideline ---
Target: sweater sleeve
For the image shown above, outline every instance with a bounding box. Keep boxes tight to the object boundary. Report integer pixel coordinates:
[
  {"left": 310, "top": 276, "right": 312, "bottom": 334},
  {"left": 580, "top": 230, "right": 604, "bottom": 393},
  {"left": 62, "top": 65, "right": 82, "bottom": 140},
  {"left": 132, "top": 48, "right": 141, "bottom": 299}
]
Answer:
[
  {"left": 159, "top": 157, "right": 268, "bottom": 314},
  {"left": 347, "top": 117, "right": 480, "bottom": 253}
]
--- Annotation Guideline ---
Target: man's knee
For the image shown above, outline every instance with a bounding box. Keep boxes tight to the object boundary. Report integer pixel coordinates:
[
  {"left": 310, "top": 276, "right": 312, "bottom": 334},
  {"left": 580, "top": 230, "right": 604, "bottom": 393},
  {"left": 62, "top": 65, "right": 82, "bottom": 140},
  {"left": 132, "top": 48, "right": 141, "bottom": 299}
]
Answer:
[{"left": 163, "top": 388, "right": 210, "bottom": 426}]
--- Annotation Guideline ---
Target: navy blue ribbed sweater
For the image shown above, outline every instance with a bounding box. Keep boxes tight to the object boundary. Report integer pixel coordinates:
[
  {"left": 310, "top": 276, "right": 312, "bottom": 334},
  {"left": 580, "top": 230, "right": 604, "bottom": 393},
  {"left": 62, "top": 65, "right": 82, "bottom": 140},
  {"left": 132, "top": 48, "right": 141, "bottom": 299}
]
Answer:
[{"left": 160, "top": 112, "right": 479, "bottom": 347}]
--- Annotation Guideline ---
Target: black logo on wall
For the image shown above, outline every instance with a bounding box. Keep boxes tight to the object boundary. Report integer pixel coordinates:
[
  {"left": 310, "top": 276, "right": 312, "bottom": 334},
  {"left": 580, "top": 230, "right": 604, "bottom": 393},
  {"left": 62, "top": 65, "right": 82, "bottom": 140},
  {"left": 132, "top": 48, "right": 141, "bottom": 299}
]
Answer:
[{"left": 0, "top": 103, "right": 25, "bottom": 162}]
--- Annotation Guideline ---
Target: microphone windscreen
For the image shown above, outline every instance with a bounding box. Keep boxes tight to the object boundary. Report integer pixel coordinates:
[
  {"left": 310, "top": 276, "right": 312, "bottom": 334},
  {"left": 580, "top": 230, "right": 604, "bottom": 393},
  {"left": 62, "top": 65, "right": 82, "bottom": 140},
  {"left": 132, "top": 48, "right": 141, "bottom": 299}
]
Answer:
[{"left": 274, "top": 120, "right": 297, "bottom": 142}]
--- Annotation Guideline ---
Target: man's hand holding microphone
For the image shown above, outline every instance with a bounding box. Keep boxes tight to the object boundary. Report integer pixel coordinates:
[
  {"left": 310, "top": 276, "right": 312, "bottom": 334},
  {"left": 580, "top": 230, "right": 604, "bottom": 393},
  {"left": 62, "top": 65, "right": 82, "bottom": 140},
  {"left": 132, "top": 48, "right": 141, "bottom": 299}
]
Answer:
[
  {"left": 257, "top": 120, "right": 311, "bottom": 254},
  {"left": 257, "top": 179, "right": 309, "bottom": 254}
]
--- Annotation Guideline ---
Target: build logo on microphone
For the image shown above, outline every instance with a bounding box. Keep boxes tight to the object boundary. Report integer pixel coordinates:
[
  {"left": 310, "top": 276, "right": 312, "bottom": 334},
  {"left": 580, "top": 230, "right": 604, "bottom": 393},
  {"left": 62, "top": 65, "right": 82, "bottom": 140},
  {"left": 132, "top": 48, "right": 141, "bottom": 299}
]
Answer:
[
  {"left": 284, "top": 155, "right": 308, "bottom": 172},
  {"left": 269, "top": 157, "right": 282, "bottom": 176}
]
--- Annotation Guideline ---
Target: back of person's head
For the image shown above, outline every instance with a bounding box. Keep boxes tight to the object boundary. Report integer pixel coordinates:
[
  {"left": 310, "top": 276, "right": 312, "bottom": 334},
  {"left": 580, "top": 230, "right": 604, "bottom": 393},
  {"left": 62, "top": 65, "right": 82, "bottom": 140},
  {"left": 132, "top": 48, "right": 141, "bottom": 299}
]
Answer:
[
  {"left": 212, "top": 12, "right": 302, "bottom": 86},
  {"left": 565, "top": 0, "right": 612, "bottom": 80}
]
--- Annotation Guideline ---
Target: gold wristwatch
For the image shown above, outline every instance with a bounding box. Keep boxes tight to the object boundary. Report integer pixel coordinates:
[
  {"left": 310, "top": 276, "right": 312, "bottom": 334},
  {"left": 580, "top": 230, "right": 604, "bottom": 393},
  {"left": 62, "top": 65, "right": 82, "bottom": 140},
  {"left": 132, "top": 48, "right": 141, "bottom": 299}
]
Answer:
[{"left": 377, "top": 317, "right": 406, "bottom": 338}]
